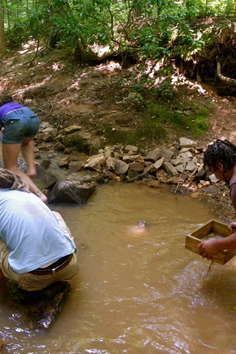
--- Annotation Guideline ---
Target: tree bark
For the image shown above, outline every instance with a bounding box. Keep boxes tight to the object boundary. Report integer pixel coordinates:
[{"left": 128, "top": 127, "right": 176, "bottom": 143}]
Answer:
[{"left": 0, "top": 0, "right": 5, "bottom": 56}]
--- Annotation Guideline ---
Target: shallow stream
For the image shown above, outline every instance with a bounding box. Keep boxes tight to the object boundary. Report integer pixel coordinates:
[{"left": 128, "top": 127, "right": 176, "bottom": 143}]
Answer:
[{"left": 0, "top": 184, "right": 236, "bottom": 353}]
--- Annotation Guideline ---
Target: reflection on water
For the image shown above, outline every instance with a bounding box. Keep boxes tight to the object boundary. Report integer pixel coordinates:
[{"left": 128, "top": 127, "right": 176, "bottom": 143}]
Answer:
[{"left": 1, "top": 183, "right": 236, "bottom": 353}]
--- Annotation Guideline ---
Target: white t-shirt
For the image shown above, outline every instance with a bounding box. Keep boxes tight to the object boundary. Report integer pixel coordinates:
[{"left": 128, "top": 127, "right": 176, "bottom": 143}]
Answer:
[{"left": 0, "top": 189, "right": 76, "bottom": 273}]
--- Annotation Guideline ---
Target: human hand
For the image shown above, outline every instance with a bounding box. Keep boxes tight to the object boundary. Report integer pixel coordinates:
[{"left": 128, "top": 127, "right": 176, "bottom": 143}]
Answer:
[{"left": 198, "top": 238, "right": 221, "bottom": 259}]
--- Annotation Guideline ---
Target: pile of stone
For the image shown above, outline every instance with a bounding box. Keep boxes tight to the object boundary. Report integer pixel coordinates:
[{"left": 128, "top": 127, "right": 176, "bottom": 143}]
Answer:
[
  {"left": 81, "top": 137, "right": 217, "bottom": 192},
  {"left": 36, "top": 122, "right": 220, "bottom": 201}
]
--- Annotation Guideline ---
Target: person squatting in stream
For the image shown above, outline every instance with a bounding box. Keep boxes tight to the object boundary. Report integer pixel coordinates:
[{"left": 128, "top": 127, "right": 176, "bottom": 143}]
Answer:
[
  {"left": 199, "top": 139, "right": 236, "bottom": 258},
  {"left": 0, "top": 168, "right": 78, "bottom": 292}
]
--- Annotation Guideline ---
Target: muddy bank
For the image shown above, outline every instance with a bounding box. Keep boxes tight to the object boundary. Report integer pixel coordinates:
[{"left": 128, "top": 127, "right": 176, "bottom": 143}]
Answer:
[
  {"left": 0, "top": 44, "right": 235, "bottom": 219},
  {"left": 33, "top": 123, "right": 235, "bottom": 221}
]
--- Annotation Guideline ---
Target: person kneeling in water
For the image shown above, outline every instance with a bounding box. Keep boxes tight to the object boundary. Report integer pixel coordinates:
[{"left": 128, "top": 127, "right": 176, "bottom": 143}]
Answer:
[
  {"left": 199, "top": 139, "right": 236, "bottom": 259},
  {"left": 0, "top": 169, "right": 78, "bottom": 292}
]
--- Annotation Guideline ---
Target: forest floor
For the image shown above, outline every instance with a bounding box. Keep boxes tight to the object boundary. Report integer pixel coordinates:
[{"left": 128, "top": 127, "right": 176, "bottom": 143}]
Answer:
[
  {"left": 0, "top": 42, "right": 235, "bottom": 147},
  {"left": 0, "top": 42, "right": 236, "bottom": 219}
]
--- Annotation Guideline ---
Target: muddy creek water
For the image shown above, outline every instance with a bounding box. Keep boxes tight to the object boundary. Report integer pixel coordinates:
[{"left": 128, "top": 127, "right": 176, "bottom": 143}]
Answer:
[{"left": 1, "top": 184, "right": 236, "bottom": 353}]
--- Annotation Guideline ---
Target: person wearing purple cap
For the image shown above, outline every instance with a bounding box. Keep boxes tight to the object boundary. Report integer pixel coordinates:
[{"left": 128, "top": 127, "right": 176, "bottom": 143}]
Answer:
[{"left": 0, "top": 93, "right": 47, "bottom": 202}]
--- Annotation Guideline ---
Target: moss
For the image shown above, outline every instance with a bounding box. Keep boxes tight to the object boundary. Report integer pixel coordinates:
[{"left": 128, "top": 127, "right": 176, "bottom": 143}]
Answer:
[
  {"left": 146, "top": 99, "right": 209, "bottom": 137},
  {"left": 101, "top": 125, "right": 138, "bottom": 145},
  {"left": 101, "top": 120, "right": 167, "bottom": 146}
]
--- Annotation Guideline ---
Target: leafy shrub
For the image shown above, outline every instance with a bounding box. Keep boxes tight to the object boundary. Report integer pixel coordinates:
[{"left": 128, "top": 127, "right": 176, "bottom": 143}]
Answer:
[{"left": 6, "top": 22, "right": 30, "bottom": 48}]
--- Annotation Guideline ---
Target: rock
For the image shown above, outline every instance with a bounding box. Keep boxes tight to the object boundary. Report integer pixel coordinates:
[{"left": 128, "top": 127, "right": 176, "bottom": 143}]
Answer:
[
  {"left": 48, "top": 180, "right": 96, "bottom": 204},
  {"left": 126, "top": 165, "right": 153, "bottom": 182},
  {"left": 209, "top": 174, "right": 219, "bottom": 183},
  {"left": 153, "top": 157, "right": 164, "bottom": 171},
  {"left": 163, "top": 162, "right": 178, "bottom": 176},
  {"left": 179, "top": 137, "right": 197, "bottom": 148},
  {"left": 114, "top": 159, "right": 129, "bottom": 175},
  {"left": 178, "top": 151, "right": 193, "bottom": 159},
  {"left": 179, "top": 147, "right": 191, "bottom": 153},
  {"left": 58, "top": 157, "right": 70, "bottom": 168},
  {"left": 124, "top": 145, "right": 138, "bottom": 153},
  {"left": 40, "top": 122, "right": 52, "bottom": 129},
  {"left": 201, "top": 184, "right": 219, "bottom": 194},
  {"left": 198, "top": 180, "right": 210, "bottom": 189},
  {"left": 103, "top": 169, "right": 121, "bottom": 181},
  {"left": 36, "top": 160, "right": 65, "bottom": 189},
  {"left": 160, "top": 148, "right": 174, "bottom": 161},
  {"left": 104, "top": 147, "right": 113, "bottom": 158},
  {"left": 8, "top": 281, "right": 71, "bottom": 329},
  {"left": 63, "top": 125, "right": 81, "bottom": 134},
  {"left": 176, "top": 164, "right": 186, "bottom": 173},
  {"left": 128, "top": 161, "right": 144, "bottom": 173},
  {"left": 106, "top": 157, "right": 117, "bottom": 170},
  {"left": 84, "top": 154, "right": 106, "bottom": 171},
  {"left": 54, "top": 142, "right": 65, "bottom": 151},
  {"left": 68, "top": 161, "right": 84, "bottom": 172},
  {"left": 145, "top": 148, "right": 162, "bottom": 162},
  {"left": 185, "top": 160, "right": 197, "bottom": 172},
  {"left": 41, "top": 126, "right": 55, "bottom": 134},
  {"left": 122, "top": 154, "right": 142, "bottom": 162}
]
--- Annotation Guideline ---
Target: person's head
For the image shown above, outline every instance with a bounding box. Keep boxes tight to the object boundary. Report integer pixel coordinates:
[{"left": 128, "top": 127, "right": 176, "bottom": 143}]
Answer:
[
  {"left": 0, "top": 93, "right": 13, "bottom": 106},
  {"left": 203, "top": 139, "right": 236, "bottom": 181}
]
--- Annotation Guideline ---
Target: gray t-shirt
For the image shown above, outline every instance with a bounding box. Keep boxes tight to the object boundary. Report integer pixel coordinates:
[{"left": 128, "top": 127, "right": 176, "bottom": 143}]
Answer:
[{"left": 0, "top": 189, "right": 76, "bottom": 273}]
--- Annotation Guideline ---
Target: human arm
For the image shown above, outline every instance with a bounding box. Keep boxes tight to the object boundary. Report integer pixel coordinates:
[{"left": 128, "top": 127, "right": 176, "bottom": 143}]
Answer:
[{"left": 198, "top": 232, "right": 236, "bottom": 259}]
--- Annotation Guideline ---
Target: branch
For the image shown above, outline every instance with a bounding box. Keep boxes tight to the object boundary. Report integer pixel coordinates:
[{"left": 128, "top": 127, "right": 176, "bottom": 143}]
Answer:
[{"left": 217, "top": 61, "right": 236, "bottom": 86}]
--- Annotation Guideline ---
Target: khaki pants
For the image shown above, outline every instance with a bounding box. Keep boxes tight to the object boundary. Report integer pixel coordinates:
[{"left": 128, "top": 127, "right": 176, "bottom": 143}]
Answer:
[{"left": 0, "top": 212, "right": 78, "bottom": 291}]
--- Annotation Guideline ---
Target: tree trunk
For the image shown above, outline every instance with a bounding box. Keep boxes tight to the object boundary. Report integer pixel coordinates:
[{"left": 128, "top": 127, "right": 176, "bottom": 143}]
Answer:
[{"left": 0, "top": 0, "right": 5, "bottom": 56}]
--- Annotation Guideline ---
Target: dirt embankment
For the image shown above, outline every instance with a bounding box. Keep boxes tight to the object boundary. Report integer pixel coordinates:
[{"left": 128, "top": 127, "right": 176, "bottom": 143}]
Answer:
[{"left": 0, "top": 43, "right": 236, "bottom": 219}]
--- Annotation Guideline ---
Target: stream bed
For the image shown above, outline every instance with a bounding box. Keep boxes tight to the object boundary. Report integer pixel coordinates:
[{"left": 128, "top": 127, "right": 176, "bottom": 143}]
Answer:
[{"left": 0, "top": 183, "right": 236, "bottom": 353}]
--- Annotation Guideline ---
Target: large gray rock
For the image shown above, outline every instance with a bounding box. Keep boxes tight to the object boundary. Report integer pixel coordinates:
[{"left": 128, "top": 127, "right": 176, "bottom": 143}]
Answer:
[
  {"left": 179, "top": 137, "right": 197, "bottom": 148},
  {"left": 160, "top": 148, "right": 174, "bottom": 161},
  {"left": 153, "top": 157, "right": 164, "bottom": 171},
  {"left": 8, "top": 281, "right": 71, "bottom": 329},
  {"left": 84, "top": 154, "right": 106, "bottom": 171},
  {"left": 114, "top": 159, "right": 129, "bottom": 175},
  {"left": 145, "top": 148, "right": 162, "bottom": 162},
  {"left": 36, "top": 160, "right": 65, "bottom": 189},
  {"left": 48, "top": 180, "right": 96, "bottom": 204},
  {"left": 163, "top": 162, "right": 178, "bottom": 176}
]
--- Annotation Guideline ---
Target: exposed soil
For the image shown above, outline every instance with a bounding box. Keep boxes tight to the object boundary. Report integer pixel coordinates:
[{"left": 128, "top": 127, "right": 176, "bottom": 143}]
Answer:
[{"left": 0, "top": 42, "right": 236, "bottom": 219}]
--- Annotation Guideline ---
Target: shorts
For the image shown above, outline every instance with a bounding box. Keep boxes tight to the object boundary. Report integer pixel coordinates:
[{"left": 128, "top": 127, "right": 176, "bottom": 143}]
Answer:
[{"left": 2, "top": 107, "right": 40, "bottom": 144}]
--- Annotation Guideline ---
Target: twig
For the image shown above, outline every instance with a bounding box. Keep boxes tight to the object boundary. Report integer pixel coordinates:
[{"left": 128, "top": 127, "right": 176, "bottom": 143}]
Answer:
[{"left": 206, "top": 260, "right": 214, "bottom": 276}]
